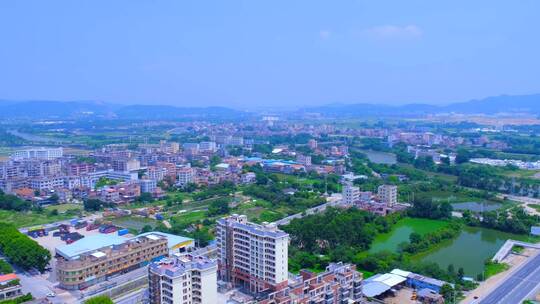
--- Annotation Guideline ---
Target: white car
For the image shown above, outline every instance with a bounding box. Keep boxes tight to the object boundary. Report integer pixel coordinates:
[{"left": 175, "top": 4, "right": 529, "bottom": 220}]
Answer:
[{"left": 46, "top": 292, "right": 56, "bottom": 298}]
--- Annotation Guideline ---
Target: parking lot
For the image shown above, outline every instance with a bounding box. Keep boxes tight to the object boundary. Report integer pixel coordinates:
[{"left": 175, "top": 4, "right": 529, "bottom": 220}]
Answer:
[
  {"left": 16, "top": 214, "right": 122, "bottom": 303},
  {"left": 34, "top": 226, "right": 104, "bottom": 255}
]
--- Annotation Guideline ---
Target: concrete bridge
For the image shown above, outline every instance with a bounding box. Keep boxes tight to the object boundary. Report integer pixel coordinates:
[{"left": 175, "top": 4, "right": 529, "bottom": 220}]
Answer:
[{"left": 492, "top": 239, "right": 540, "bottom": 262}]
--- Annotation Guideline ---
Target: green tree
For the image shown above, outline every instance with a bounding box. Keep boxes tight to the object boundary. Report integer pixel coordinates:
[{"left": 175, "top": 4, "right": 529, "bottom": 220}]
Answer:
[
  {"left": 440, "top": 284, "right": 454, "bottom": 303},
  {"left": 49, "top": 193, "right": 59, "bottom": 204},
  {"left": 83, "top": 199, "right": 108, "bottom": 211},
  {"left": 136, "top": 192, "right": 154, "bottom": 203},
  {"left": 85, "top": 296, "right": 114, "bottom": 304},
  {"left": 409, "top": 232, "right": 422, "bottom": 244},
  {"left": 0, "top": 260, "right": 13, "bottom": 274},
  {"left": 140, "top": 225, "right": 153, "bottom": 233},
  {"left": 455, "top": 149, "right": 471, "bottom": 164},
  {"left": 207, "top": 199, "right": 230, "bottom": 216},
  {"left": 0, "top": 224, "right": 51, "bottom": 272}
]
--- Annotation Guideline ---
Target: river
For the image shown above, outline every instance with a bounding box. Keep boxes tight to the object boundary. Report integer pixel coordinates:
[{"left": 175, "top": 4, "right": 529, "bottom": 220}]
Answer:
[{"left": 8, "top": 130, "right": 68, "bottom": 143}]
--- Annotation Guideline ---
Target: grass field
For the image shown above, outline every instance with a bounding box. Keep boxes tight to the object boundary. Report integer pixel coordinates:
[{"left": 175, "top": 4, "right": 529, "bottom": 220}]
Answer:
[
  {"left": 232, "top": 199, "right": 286, "bottom": 223},
  {"left": 111, "top": 216, "right": 159, "bottom": 231},
  {"left": 0, "top": 209, "right": 79, "bottom": 228},
  {"left": 45, "top": 203, "right": 83, "bottom": 213},
  {"left": 170, "top": 210, "right": 207, "bottom": 227},
  {"left": 484, "top": 262, "right": 509, "bottom": 279},
  {"left": 528, "top": 204, "right": 540, "bottom": 212}
]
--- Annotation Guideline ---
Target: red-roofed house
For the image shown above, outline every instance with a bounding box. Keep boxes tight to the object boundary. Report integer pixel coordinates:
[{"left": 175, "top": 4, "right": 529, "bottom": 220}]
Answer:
[{"left": 0, "top": 273, "right": 23, "bottom": 300}]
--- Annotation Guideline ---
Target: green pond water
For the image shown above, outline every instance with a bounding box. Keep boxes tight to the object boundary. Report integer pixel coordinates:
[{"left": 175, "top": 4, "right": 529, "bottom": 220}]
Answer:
[
  {"left": 369, "top": 218, "right": 448, "bottom": 253},
  {"left": 360, "top": 150, "right": 397, "bottom": 165},
  {"left": 369, "top": 219, "right": 527, "bottom": 277},
  {"left": 451, "top": 201, "right": 502, "bottom": 212},
  {"left": 414, "top": 226, "right": 524, "bottom": 277}
]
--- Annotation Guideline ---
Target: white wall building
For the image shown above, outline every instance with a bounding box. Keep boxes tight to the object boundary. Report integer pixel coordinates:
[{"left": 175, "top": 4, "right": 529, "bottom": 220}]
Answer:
[
  {"left": 378, "top": 184, "right": 398, "bottom": 206},
  {"left": 199, "top": 141, "right": 217, "bottom": 153},
  {"left": 148, "top": 254, "right": 217, "bottom": 304},
  {"left": 11, "top": 147, "right": 63, "bottom": 160},
  {"left": 139, "top": 179, "right": 157, "bottom": 193},
  {"left": 176, "top": 167, "right": 194, "bottom": 187},
  {"left": 342, "top": 182, "right": 360, "bottom": 205},
  {"left": 296, "top": 154, "right": 312, "bottom": 166},
  {"left": 216, "top": 214, "right": 289, "bottom": 293}
]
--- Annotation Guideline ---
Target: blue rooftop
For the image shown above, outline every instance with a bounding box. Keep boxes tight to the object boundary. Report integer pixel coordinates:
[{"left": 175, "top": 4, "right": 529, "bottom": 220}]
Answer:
[
  {"left": 56, "top": 234, "right": 127, "bottom": 260},
  {"left": 56, "top": 232, "right": 194, "bottom": 260}
]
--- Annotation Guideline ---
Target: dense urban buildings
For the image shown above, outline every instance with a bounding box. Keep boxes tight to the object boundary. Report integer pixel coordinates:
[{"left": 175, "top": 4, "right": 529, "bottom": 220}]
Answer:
[
  {"left": 255, "top": 262, "right": 363, "bottom": 304},
  {"left": 10, "top": 147, "right": 64, "bottom": 160}
]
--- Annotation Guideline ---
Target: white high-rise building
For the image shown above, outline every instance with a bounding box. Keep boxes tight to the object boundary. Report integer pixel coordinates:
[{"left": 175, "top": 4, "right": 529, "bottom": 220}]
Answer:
[
  {"left": 342, "top": 182, "right": 360, "bottom": 205},
  {"left": 199, "top": 141, "right": 217, "bottom": 153},
  {"left": 296, "top": 154, "right": 312, "bottom": 166},
  {"left": 176, "top": 167, "right": 194, "bottom": 187},
  {"left": 216, "top": 214, "right": 289, "bottom": 293},
  {"left": 148, "top": 254, "right": 217, "bottom": 304},
  {"left": 378, "top": 184, "right": 398, "bottom": 206},
  {"left": 11, "top": 147, "right": 63, "bottom": 160},
  {"left": 139, "top": 179, "right": 157, "bottom": 193}
]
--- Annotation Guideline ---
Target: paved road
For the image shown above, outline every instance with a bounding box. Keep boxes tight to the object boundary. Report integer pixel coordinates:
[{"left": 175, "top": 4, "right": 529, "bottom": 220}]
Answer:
[
  {"left": 272, "top": 194, "right": 343, "bottom": 226},
  {"left": 497, "top": 194, "right": 540, "bottom": 216},
  {"left": 479, "top": 252, "right": 540, "bottom": 304},
  {"left": 115, "top": 288, "right": 148, "bottom": 304}
]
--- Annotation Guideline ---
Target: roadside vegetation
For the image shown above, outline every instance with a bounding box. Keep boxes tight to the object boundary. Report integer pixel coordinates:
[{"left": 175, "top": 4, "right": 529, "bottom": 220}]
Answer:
[{"left": 0, "top": 224, "right": 51, "bottom": 272}]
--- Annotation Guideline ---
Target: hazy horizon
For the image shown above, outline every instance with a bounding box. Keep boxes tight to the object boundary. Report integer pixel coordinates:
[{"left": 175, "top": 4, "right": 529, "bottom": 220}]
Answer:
[{"left": 1, "top": 1, "right": 539, "bottom": 108}]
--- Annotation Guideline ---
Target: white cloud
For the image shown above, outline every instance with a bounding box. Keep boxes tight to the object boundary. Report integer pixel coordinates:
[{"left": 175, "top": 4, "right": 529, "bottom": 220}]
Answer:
[
  {"left": 362, "top": 25, "right": 423, "bottom": 40},
  {"left": 319, "top": 30, "right": 331, "bottom": 40}
]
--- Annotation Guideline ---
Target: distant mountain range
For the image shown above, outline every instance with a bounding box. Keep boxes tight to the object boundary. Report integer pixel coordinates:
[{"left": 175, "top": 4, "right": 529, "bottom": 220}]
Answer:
[
  {"left": 0, "top": 100, "right": 249, "bottom": 120},
  {"left": 301, "top": 94, "right": 540, "bottom": 117},
  {"left": 0, "top": 94, "right": 539, "bottom": 120}
]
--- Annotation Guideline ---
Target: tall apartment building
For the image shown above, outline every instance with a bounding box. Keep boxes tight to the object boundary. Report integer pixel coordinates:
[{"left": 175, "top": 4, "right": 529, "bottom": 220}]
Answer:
[
  {"left": 229, "top": 137, "right": 244, "bottom": 146},
  {"left": 56, "top": 232, "right": 193, "bottom": 290},
  {"left": 176, "top": 167, "right": 194, "bottom": 187},
  {"left": 145, "top": 166, "right": 166, "bottom": 182},
  {"left": 257, "top": 262, "right": 363, "bottom": 304},
  {"left": 216, "top": 214, "right": 289, "bottom": 293},
  {"left": 296, "top": 154, "right": 311, "bottom": 166},
  {"left": 140, "top": 179, "right": 157, "bottom": 193},
  {"left": 148, "top": 254, "right": 217, "bottom": 304},
  {"left": 377, "top": 184, "right": 398, "bottom": 206},
  {"left": 112, "top": 158, "right": 140, "bottom": 172},
  {"left": 160, "top": 140, "right": 180, "bottom": 154},
  {"left": 10, "top": 147, "right": 63, "bottom": 160},
  {"left": 68, "top": 163, "right": 95, "bottom": 176},
  {"left": 24, "top": 160, "right": 62, "bottom": 177},
  {"left": 29, "top": 176, "right": 66, "bottom": 191},
  {"left": 199, "top": 141, "right": 217, "bottom": 153},
  {"left": 342, "top": 182, "right": 360, "bottom": 205},
  {"left": 182, "top": 143, "right": 200, "bottom": 155}
]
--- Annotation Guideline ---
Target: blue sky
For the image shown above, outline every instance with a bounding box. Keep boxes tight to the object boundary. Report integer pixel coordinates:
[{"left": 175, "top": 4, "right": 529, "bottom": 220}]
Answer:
[{"left": 0, "top": 0, "right": 539, "bottom": 109}]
